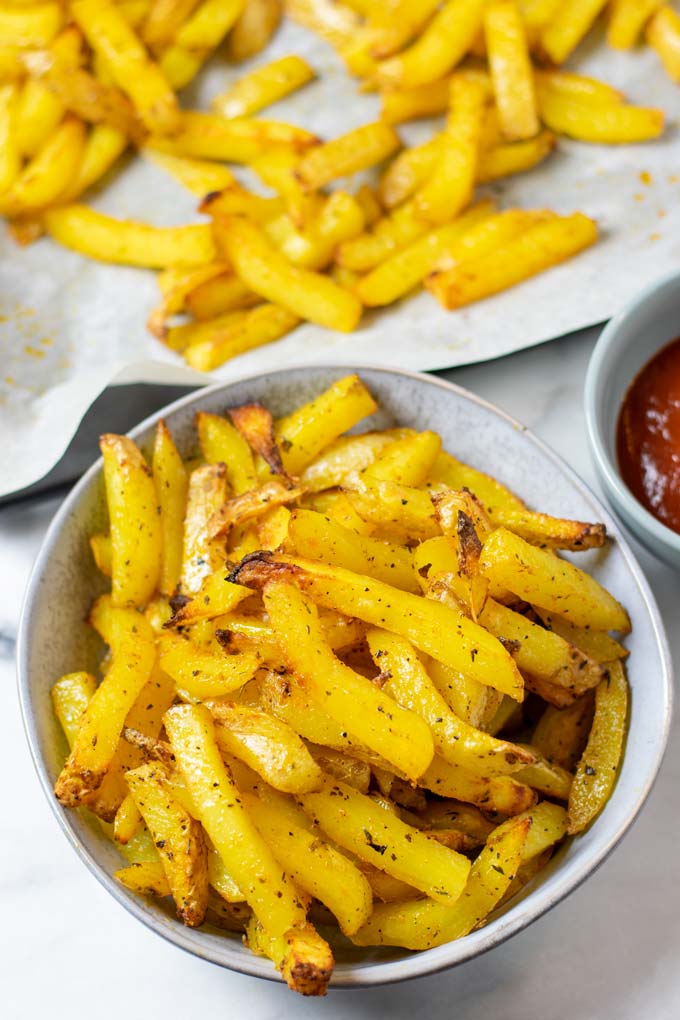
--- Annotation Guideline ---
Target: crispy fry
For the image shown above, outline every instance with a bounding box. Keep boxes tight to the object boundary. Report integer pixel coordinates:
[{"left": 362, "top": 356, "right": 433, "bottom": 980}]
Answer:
[
  {"left": 532, "top": 695, "right": 595, "bottom": 771},
  {"left": 484, "top": 2, "right": 538, "bottom": 141},
  {"left": 2, "top": 116, "right": 85, "bottom": 215},
  {"left": 227, "top": 0, "right": 282, "bottom": 62},
  {"left": 143, "top": 150, "right": 235, "bottom": 196},
  {"left": 421, "top": 755, "right": 537, "bottom": 814},
  {"left": 71, "top": 0, "right": 180, "bottom": 135},
  {"left": 213, "top": 55, "right": 314, "bottom": 119},
  {"left": 186, "top": 273, "right": 259, "bottom": 320},
  {"left": 608, "top": 0, "right": 663, "bottom": 49},
  {"left": 208, "top": 479, "right": 304, "bottom": 539},
  {"left": 540, "top": 0, "right": 611, "bottom": 64},
  {"left": 214, "top": 215, "right": 362, "bottom": 333},
  {"left": 568, "top": 662, "right": 629, "bottom": 833},
  {"left": 380, "top": 78, "right": 450, "bottom": 125},
  {"left": 229, "top": 403, "right": 286, "bottom": 477},
  {"left": 180, "top": 463, "right": 228, "bottom": 593},
  {"left": 159, "top": 632, "right": 259, "bottom": 697},
  {"left": 183, "top": 305, "right": 300, "bottom": 372},
  {"left": 246, "top": 917, "right": 333, "bottom": 996},
  {"left": 0, "top": 4, "right": 62, "bottom": 49},
  {"left": 44, "top": 205, "right": 215, "bottom": 268},
  {"left": 14, "top": 78, "right": 64, "bottom": 159},
  {"left": 647, "top": 7, "right": 680, "bottom": 84},
  {"left": 427, "top": 213, "right": 598, "bottom": 309},
  {"left": 142, "top": 0, "right": 202, "bottom": 51},
  {"left": 537, "top": 86, "right": 664, "bottom": 143},
  {"left": 196, "top": 411, "right": 256, "bottom": 493},
  {"left": 149, "top": 111, "right": 317, "bottom": 162},
  {"left": 152, "top": 420, "right": 187, "bottom": 596},
  {"left": 115, "top": 860, "right": 171, "bottom": 897},
  {"left": 295, "top": 121, "right": 400, "bottom": 192}
]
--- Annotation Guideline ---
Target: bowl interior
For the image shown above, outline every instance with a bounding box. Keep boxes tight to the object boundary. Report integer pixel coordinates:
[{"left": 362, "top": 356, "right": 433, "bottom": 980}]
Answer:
[{"left": 18, "top": 366, "right": 672, "bottom": 987}]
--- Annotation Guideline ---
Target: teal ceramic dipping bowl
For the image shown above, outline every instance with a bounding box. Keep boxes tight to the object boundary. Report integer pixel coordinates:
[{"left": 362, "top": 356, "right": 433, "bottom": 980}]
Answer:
[{"left": 585, "top": 270, "right": 680, "bottom": 569}]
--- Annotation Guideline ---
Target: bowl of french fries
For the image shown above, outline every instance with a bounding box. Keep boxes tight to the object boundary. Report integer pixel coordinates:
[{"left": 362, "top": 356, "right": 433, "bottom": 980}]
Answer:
[{"left": 18, "top": 367, "right": 671, "bottom": 993}]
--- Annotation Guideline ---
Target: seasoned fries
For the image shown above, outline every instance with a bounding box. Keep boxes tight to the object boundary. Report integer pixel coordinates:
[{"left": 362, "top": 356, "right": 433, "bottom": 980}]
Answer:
[{"left": 52, "top": 375, "right": 632, "bottom": 992}]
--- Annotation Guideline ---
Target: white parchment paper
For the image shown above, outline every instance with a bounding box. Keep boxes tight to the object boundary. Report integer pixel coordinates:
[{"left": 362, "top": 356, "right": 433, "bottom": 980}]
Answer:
[{"left": 1, "top": 18, "right": 679, "bottom": 496}]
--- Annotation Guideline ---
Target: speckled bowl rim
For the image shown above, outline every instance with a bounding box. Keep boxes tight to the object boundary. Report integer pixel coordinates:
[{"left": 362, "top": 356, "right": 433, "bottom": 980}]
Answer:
[
  {"left": 17, "top": 364, "right": 673, "bottom": 989},
  {"left": 584, "top": 269, "right": 680, "bottom": 559}
]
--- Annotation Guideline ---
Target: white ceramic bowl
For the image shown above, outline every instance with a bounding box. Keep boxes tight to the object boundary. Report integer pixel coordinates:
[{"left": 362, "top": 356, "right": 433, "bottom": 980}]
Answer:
[
  {"left": 585, "top": 270, "right": 680, "bottom": 567},
  {"left": 17, "top": 366, "right": 672, "bottom": 988}
]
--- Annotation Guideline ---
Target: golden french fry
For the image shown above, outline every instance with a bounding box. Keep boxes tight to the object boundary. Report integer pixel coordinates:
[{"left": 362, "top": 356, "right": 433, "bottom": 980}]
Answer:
[
  {"left": 265, "top": 581, "right": 435, "bottom": 780},
  {"left": 180, "top": 463, "right": 228, "bottom": 593},
  {"left": 51, "top": 671, "right": 97, "bottom": 748},
  {"left": 380, "top": 78, "right": 450, "bottom": 125},
  {"left": 113, "top": 792, "right": 142, "bottom": 845},
  {"left": 41, "top": 65, "right": 144, "bottom": 142},
  {"left": 148, "top": 263, "right": 228, "bottom": 337},
  {"left": 298, "top": 430, "right": 406, "bottom": 491},
  {"left": 366, "top": 629, "right": 534, "bottom": 775},
  {"left": 298, "top": 777, "right": 471, "bottom": 905},
  {"left": 294, "top": 121, "right": 400, "bottom": 192},
  {"left": 115, "top": 860, "right": 171, "bottom": 897},
  {"left": 2, "top": 116, "right": 85, "bottom": 216},
  {"left": 608, "top": 0, "right": 664, "bottom": 49},
  {"left": 0, "top": 84, "right": 19, "bottom": 193},
  {"left": 142, "top": 0, "right": 203, "bottom": 51},
  {"left": 208, "top": 479, "right": 304, "bottom": 539},
  {"left": 143, "top": 149, "right": 236, "bottom": 196},
  {"left": 377, "top": 136, "right": 441, "bottom": 208},
  {"left": 159, "top": 632, "right": 259, "bottom": 698},
  {"left": 234, "top": 555, "right": 525, "bottom": 701},
  {"left": 287, "top": 508, "right": 418, "bottom": 591},
  {"left": 352, "top": 816, "right": 530, "bottom": 948},
  {"left": 196, "top": 411, "right": 256, "bottom": 493},
  {"left": 227, "top": 0, "right": 282, "bottom": 62},
  {"left": 427, "top": 213, "right": 598, "bottom": 310},
  {"left": 285, "top": 0, "right": 357, "bottom": 51},
  {"left": 54, "top": 600, "right": 156, "bottom": 807},
  {"left": 44, "top": 205, "right": 216, "bottom": 268},
  {"left": 245, "top": 917, "right": 332, "bottom": 996},
  {"left": 537, "top": 87, "right": 665, "bottom": 143},
  {"left": 481, "top": 528, "right": 629, "bottom": 632},
  {"left": 180, "top": 305, "right": 301, "bottom": 373},
  {"left": 100, "top": 434, "right": 161, "bottom": 608},
  {"left": 60, "top": 124, "right": 128, "bottom": 203},
  {"left": 514, "top": 746, "right": 573, "bottom": 800},
  {"left": 70, "top": 0, "right": 180, "bottom": 135},
  {"left": 166, "top": 570, "right": 252, "bottom": 627},
  {"left": 214, "top": 215, "right": 362, "bottom": 333},
  {"left": 0, "top": 4, "right": 62, "bottom": 49},
  {"left": 532, "top": 695, "right": 595, "bottom": 771},
  {"left": 201, "top": 183, "right": 285, "bottom": 224},
  {"left": 126, "top": 761, "right": 210, "bottom": 926},
  {"left": 14, "top": 78, "right": 64, "bottom": 159},
  {"left": 149, "top": 111, "right": 317, "bottom": 163},
  {"left": 568, "top": 662, "right": 629, "bottom": 833},
  {"left": 343, "top": 474, "right": 440, "bottom": 540},
  {"left": 477, "top": 131, "right": 556, "bottom": 183},
  {"left": 152, "top": 420, "right": 187, "bottom": 596},
  {"left": 533, "top": 70, "right": 623, "bottom": 106},
  {"left": 374, "top": 0, "right": 487, "bottom": 89},
  {"left": 165, "top": 704, "right": 307, "bottom": 937},
  {"left": 647, "top": 7, "right": 680, "bottom": 84},
  {"left": 266, "top": 191, "right": 365, "bottom": 270},
  {"left": 213, "top": 55, "right": 315, "bottom": 119},
  {"left": 186, "top": 273, "right": 259, "bottom": 320},
  {"left": 421, "top": 755, "right": 537, "bottom": 814},
  {"left": 157, "top": 0, "right": 250, "bottom": 89},
  {"left": 535, "top": 612, "right": 628, "bottom": 663},
  {"left": 416, "top": 77, "right": 486, "bottom": 224},
  {"left": 540, "top": 0, "right": 611, "bottom": 64},
  {"left": 484, "top": 2, "right": 538, "bottom": 141}
]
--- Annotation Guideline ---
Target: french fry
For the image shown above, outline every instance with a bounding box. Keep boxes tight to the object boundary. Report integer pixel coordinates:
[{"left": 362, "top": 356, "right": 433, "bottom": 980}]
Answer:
[
  {"left": 380, "top": 78, "right": 450, "bottom": 125},
  {"left": 59, "top": 124, "right": 128, "bottom": 203},
  {"left": 416, "top": 77, "right": 486, "bottom": 224},
  {"left": 378, "top": 136, "right": 441, "bottom": 209},
  {"left": 159, "top": 632, "right": 259, "bottom": 698},
  {"left": 54, "top": 600, "right": 156, "bottom": 807},
  {"left": 195, "top": 411, "right": 256, "bottom": 493},
  {"left": 285, "top": 0, "right": 357, "bottom": 51},
  {"left": 152, "top": 420, "right": 187, "bottom": 597},
  {"left": 540, "top": 0, "right": 612, "bottom": 64},
  {"left": 213, "top": 55, "right": 315, "bottom": 119},
  {"left": 113, "top": 792, "right": 143, "bottom": 845},
  {"left": 142, "top": 0, "right": 203, "bottom": 51},
  {"left": 421, "top": 755, "right": 536, "bottom": 814},
  {"left": 208, "top": 478, "right": 304, "bottom": 539},
  {"left": 14, "top": 78, "right": 64, "bottom": 159},
  {"left": 250, "top": 148, "right": 319, "bottom": 228},
  {"left": 201, "top": 183, "right": 286, "bottom": 224},
  {"left": 180, "top": 463, "right": 228, "bottom": 593},
  {"left": 342, "top": 475, "right": 441, "bottom": 540},
  {"left": 532, "top": 694, "right": 595, "bottom": 771},
  {"left": 299, "top": 430, "right": 406, "bottom": 492},
  {"left": 207, "top": 702, "right": 324, "bottom": 793},
  {"left": 70, "top": 0, "right": 180, "bottom": 135},
  {"left": 568, "top": 662, "right": 628, "bottom": 833},
  {"left": 165, "top": 704, "right": 308, "bottom": 937},
  {"left": 429, "top": 449, "right": 525, "bottom": 517},
  {"left": 336, "top": 197, "right": 431, "bottom": 272},
  {"left": 166, "top": 569, "right": 253, "bottom": 627},
  {"left": 143, "top": 150, "right": 236, "bottom": 196},
  {"left": 0, "top": 3, "right": 62, "bottom": 49},
  {"left": 287, "top": 508, "right": 418, "bottom": 591},
  {"left": 126, "top": 761, "right": 210, "bottom": 926},
  {"left": 266, "top": 191, "right": 365, "bottom": 270},
  {"left": 101, "top": 434, "right": 161, "bottom": 608},
  {"left": 186, "top": 274, "right": 259, "bottom": 320},
  {"left": 298, "top": 777, "right": 471, "bottom": 905},
  {"left": 149, "top": 111, "right": 318, "bottom": 162},
  {"left": 480, "top": 528, "right": 630, "bottom": 632},
  {"left": 647, "top": 7, "right": 680, "bottom": 84},
  {"left": 0, "top": 84, "right": 19, "bottom": 193},
  {"left": 148, "top": 263, "right": 228, "bottom": 338},
  {"left": 484, "top": 2, "right": 538, "bottom": 141},
  {"left": 115, "top": 860, "right": 171, "bottom": 897},
  {"left": 44, "top": 205, "right": 216, "bottom": 268},
  {"left": 264, "top": 581, "right": 435, "bottom": 780},
  {"left": 213, "top": 215, "right": 362, "bottom": 333},
  {"left": 608, "top": 0, "right": 663, "bottom": 49},
  {"left": 179, "top": 305, "right": 301, "bottom": 373},
  {"left": 294, "top": 121, "right": 400, "bottom": 192},
  {"left": 245, "top": 917, "right": 332, "bottom": 996},
  {"left": 537, "top": 87, "right": 665, "bottom": 143},
  {"left": 157, "top": 0, "right": 248, "bottom": 88},
  {"left": 242, "top": 790, "right": 372, "bottom": 935},
  {"left": 233, "top": 555, "right": 525, "bottom": 701},
  {"left": 41, "top": 65, "right": 144, "bottom": 142},
  {"left": 227, "top": 0, "right": 282, "bottom": 62},
  {"left": 427, "top": 213, "right": 598, "bottom": 310},
  {"left": 514, "top": 746, "right": 573, "bottom": 800},
  {"left": 351, "top": 816, "right": 530, "bottom": 948},
  {"left": 51, "top": 671, "right": 97, "bottom": 748},
  {"left": 535, "top": 612, "right": 628, "bottom": 663},
  {"left": 2, "top": 116, "right": 85, "bottom": 215},
  {"left": 374, "top": 0, "right": 487, "bottom": 89},
  {"left": 366, "top": 629, "right": 534, "bottom": 775}
]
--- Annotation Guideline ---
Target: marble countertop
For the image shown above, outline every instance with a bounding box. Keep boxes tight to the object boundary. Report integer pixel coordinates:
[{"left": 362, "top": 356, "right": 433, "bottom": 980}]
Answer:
[{"left": 2, "top": 327, "right": 678, "bottom": 1020}]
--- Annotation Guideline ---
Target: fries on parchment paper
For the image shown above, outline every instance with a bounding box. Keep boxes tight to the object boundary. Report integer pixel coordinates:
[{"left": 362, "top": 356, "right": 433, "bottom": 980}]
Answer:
[
  {"left": 53, "top": 374, "right": 630, "bottom": 994},
  {"left": 0, "top": 0, "right": 673, "bottom": 370}
]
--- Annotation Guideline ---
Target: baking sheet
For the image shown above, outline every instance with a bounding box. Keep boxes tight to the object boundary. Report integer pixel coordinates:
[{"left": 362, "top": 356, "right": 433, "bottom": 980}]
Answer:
[{"left": 1, "top": 17, "right": 679, "bottom": 497}]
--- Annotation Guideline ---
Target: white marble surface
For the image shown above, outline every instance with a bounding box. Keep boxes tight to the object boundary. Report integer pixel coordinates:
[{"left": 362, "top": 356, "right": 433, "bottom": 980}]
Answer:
[{"left": 2, "top": 327, "right": 678, "bottom": 1019}]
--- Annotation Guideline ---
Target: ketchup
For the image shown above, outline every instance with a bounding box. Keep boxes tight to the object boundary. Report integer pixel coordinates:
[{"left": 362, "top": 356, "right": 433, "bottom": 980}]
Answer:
[{"left": 617, "top": 336, "right": 680, "bottom": 534}]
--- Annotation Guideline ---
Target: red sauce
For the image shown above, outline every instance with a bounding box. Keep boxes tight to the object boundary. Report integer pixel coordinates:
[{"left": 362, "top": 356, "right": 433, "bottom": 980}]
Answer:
[{"left": 617, "top": 336, "right": 680, "bottom": 534}]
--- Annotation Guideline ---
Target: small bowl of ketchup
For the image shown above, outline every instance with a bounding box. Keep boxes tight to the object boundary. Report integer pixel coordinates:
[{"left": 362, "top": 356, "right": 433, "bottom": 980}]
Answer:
[{"left": 585, "top": 269, "right": 680, "bottom": 567}]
